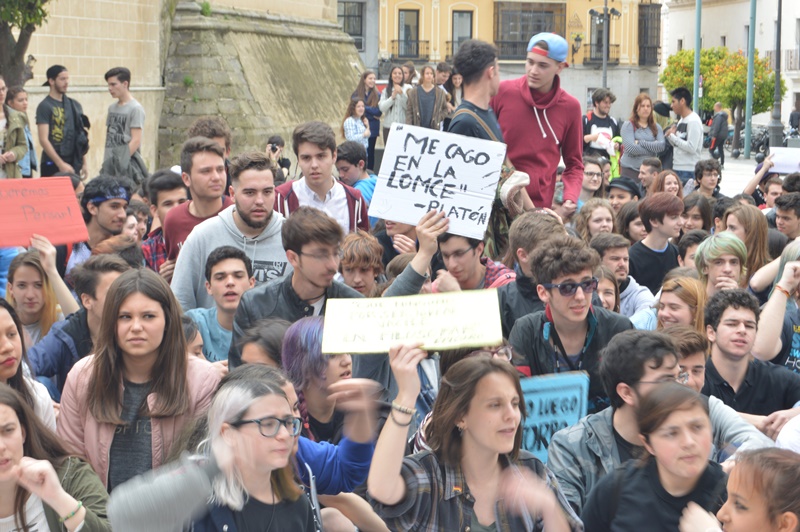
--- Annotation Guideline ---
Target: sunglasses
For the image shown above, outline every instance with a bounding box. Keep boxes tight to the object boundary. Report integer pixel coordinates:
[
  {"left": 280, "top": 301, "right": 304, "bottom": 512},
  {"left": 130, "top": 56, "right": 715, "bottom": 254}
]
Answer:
[{"left": 541, "top": 277, "right": 599, "bottom": 297}]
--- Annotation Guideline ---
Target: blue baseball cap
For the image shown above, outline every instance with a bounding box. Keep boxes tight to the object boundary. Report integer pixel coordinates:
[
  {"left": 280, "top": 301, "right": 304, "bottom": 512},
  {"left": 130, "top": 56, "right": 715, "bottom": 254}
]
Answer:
[{"left": 528, "top": 33, "right": 569, "bottom": 65}]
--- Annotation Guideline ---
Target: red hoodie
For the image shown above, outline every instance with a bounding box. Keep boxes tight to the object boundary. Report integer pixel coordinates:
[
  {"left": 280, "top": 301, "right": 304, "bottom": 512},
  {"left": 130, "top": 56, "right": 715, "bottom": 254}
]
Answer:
[{"left": 491, "top": 75, "right": 584, "bottom": 209}]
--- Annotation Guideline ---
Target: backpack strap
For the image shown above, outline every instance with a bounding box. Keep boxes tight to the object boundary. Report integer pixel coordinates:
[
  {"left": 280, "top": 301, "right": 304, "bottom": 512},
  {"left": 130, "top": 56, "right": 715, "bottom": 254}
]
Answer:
[{"left": 451, "top": 108, "right": 500, "bottom": 143}]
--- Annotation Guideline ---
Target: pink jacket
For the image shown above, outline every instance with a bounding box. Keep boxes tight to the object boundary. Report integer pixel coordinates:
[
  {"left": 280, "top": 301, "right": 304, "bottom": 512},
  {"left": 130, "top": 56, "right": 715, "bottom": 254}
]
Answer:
[{"left": 57, "top": 355, "right": 220, "bottom": 487}]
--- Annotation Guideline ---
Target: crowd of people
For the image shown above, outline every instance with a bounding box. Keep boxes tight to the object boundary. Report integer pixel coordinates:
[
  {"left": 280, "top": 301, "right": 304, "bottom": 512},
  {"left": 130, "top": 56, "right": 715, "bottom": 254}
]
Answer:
[{"left": 1, "top": 31, "right": 800, "bottom": 532}]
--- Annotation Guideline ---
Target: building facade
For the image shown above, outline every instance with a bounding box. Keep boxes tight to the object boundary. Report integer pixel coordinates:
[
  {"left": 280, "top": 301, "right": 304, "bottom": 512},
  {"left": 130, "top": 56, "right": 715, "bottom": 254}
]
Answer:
[{"left": 665, "top": 0, "right": 800, "bottom": 125}]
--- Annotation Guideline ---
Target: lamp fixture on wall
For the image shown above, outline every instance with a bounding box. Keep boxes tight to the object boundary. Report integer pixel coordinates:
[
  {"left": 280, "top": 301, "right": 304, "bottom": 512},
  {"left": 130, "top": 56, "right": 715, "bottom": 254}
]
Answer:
[{"left": 571, "top": 34, "right": 583, "bottom": 63}]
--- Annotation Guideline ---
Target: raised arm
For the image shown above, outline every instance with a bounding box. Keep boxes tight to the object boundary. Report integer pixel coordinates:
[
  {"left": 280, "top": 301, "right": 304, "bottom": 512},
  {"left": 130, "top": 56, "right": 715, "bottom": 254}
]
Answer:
[
  {"left": 742, "top": 154, "right": 774, "bottom": 196},
  {"left": 752, "top": 262, "right": 800, "bottom": 361},
  {"left": 367, "top": 343, "right": 426, "bottom": 505},
  {"left": 30, "top": 234, "right": 80, "bottom": 317}
]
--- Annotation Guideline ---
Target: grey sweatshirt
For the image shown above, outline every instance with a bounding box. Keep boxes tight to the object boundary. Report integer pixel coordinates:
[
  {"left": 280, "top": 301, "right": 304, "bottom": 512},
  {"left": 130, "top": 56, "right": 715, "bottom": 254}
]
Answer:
[
  {"left": 619, "top": 275, "right": 656, "bottom": 318},
  {"left": 171, "top": 205, "right": 292, "bottom": 311}
]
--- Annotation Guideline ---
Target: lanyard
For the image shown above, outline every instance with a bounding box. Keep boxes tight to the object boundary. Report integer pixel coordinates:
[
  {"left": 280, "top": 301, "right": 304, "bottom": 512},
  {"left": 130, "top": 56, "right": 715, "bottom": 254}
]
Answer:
[{"left": 550, "top": 326, "right": 586, "bottom": 372}]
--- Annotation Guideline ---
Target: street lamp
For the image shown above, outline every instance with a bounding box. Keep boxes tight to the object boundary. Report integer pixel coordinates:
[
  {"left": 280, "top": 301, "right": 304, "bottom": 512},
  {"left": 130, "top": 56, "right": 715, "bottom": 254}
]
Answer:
[
  {"left": 768, "top": 0, "right": 784, "bottom": 150},
  {"left": 589, "top": 1, "right": 621, "bottom": 89}
]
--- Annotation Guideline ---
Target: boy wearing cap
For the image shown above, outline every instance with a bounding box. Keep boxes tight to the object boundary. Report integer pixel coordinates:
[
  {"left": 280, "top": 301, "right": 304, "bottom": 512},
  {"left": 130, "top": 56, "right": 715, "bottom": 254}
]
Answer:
[
  {"left": 37, "top": 65, "right": 87, "bottom": 177},
  {"left": 491, "top": 33, "right": 583, "bottom": 220},
  {"left": 607, "top": 177, "right": 642, "bottom": 214}
]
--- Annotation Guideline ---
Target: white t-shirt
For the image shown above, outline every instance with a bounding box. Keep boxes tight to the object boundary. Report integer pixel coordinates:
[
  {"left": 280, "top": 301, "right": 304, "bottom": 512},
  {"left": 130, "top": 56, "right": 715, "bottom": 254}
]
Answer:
[
  {"left": 26, "top": 376, "right": 57, "bottom": 431},
  {"left": 0, "top": 493, "right": 48, "bottom": 532}
]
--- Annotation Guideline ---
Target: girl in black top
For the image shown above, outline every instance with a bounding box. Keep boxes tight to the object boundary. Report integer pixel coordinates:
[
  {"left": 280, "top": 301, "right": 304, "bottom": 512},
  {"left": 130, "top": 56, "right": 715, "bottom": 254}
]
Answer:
[{"left": 581, "top": 382, "right": 727, "bottom": 532}]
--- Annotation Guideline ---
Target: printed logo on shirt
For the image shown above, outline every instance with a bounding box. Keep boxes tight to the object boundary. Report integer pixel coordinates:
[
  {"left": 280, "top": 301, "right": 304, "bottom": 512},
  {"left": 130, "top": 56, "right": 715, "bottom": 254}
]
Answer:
[
  {"left": 115, "top": 419, "right": 152, "bottom": 435},
  {"left": 106, "top": 111, "right": 129, "bottom": 148},
  {"left": 51, "top": 105, "right": 66, "bottom": 144},
  {"left": 252, "top": 260, "right": 289, "bottom": 284},
  {"left": 788, "top": 326, "right": 800, "bottom": 372}
]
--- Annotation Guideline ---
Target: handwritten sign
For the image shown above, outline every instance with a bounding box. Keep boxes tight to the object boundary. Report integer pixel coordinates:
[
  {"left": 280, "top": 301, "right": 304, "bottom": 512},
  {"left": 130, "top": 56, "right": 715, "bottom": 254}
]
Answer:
[
  {"left": 765, "top": 147, "right": 800, "bottom": 175},
  {"left": 368, "top": 123, "right": 506, "bottom": 240},
  {"left": 321, "top": 289, "right": 503, "bottom": 354},
  {"left": 0, "top": 178, "right": 88, "bottom": 247},
  {"left": 520, "top": 372, "right": 589, "bottom": 464}
]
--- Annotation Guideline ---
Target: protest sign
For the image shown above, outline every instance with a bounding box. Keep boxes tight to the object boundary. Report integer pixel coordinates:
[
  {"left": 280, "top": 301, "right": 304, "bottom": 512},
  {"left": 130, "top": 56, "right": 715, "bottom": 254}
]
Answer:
[
  {"left": 321, "top": 289, "right": 503, "bottom": 354},
  {"left": 765, "top": 147, "right": 800, "bottom": 175},
  {"left": 0, "top": 177, "right": 88, "bottom": 247},
  {"left": 368, "top": 123, "right": 506, "bottom": 240},
  {"left": 520, "top": 371, "right": 590, "bottom": 464}
]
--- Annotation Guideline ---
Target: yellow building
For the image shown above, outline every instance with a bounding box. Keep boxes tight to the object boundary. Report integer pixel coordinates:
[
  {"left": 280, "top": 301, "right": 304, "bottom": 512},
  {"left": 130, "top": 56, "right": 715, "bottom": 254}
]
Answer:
[{"left": 377, "top": 0, "right": 663, "bottom": 112}]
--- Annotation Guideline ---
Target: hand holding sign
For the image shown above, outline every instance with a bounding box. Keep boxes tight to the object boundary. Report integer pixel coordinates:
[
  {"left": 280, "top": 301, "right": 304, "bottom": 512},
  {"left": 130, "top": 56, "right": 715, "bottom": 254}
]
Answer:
[{"left": 369, "top": 123, "right": 506, "bottom": 240}]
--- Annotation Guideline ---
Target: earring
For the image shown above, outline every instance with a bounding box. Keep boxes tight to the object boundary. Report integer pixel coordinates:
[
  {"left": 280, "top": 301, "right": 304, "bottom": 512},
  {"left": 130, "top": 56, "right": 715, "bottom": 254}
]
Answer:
[{"left": 457, "top": 425, "right": 464, "bottom": 435}]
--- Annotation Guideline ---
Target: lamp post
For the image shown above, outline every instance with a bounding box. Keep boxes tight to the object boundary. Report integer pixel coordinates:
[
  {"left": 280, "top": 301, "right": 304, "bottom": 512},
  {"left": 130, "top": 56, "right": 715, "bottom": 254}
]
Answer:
[
  {"left": 589, "top": 1, "right": 621, "bottom": 89},
  {"left": 768, "top": 0, "right": 784, "bottom": 150}
]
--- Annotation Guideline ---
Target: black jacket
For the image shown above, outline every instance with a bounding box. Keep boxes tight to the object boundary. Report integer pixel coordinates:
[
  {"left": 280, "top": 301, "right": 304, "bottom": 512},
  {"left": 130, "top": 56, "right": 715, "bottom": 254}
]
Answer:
[
  {"left": 509, "top": 305, "right": 633, "bottom": 412},
  {"left": 228, "top": 273, "right": 362, "bottom": 367},
  {"left": 498, "top": 274, "right": 604, "bottom": 339}
]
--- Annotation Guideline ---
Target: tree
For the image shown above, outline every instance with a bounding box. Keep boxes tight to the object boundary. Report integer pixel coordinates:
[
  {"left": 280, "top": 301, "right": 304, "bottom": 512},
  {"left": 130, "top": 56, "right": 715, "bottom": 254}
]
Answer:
[
  {"left": 0, "top": 0, "right": 50, "bottom": 87},
  {"left": 660, "top": 47, "right": 786, "bottom": 150}
]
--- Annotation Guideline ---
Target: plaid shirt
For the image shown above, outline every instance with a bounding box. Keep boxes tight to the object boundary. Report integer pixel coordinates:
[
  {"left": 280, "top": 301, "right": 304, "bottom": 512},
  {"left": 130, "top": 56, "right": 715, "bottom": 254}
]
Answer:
[
  {"left": 142, "top": 227, "right": 167, "bottom": 273},
  {"left": 370, "top": 450, "right": 583, "bottom": 532},
  {"left": 483, "top": 257, "right": 516, "bottom": 288}
]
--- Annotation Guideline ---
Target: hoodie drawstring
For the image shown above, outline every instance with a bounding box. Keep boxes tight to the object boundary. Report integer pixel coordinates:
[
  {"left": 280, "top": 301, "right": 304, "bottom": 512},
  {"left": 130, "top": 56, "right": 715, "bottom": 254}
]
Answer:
[{"left": 532, "top": 107, "right": 561, "bottom": 146}]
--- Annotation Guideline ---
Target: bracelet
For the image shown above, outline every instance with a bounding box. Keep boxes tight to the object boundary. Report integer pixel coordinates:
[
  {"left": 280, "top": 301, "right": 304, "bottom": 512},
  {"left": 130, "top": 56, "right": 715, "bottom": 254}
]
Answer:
[
  {"left": 59, "top": 500, "right": 83, "bottom": 523},
  {"left": 390, "top": 409, "right": 415, "bottom": 427},
  {"left": 775, "top": 285, "right": 792, "bottom": 298},
  {"left": 391, "top": 401, "right": 416, "bottom": 415}
]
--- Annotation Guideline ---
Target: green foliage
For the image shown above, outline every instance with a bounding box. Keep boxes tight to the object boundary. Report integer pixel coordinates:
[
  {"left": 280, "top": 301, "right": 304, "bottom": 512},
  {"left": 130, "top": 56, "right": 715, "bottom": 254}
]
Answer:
[
  {"left": 660, "top": 47, "right": 786, "bottom": 115},
  {"left": 199, "top": 1, "right": 212, "bottom": 16},
  {"left": 183, "top": 75, "right": 195, "bottom": 88},
  {"left": 0, "top": 0, "right": 49, "bottom": 29}
]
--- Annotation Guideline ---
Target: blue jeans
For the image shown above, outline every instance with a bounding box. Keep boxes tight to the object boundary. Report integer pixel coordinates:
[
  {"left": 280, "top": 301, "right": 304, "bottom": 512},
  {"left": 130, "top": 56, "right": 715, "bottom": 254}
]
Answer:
[{"left": 675, "top": 170, "right": 694, "bottom": 185}]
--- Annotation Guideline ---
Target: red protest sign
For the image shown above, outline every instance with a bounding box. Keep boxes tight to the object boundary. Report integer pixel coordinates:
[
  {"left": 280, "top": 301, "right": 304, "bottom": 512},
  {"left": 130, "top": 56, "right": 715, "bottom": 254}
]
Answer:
[{"left": 0, "top": 178, "right": 88, "bottom": 247}]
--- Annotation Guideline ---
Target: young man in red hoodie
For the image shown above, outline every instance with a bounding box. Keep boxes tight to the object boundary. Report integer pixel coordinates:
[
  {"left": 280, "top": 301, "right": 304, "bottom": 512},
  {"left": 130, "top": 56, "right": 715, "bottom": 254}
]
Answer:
[{"left": 491, "top": 33, "right": 584, "bottom": 221}]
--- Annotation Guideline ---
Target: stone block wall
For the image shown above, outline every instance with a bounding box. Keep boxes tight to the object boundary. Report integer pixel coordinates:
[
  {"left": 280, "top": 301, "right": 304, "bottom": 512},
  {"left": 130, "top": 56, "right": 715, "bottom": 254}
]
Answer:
[{"left": 158, "top": 2, "right": 364, "bottom": 168}]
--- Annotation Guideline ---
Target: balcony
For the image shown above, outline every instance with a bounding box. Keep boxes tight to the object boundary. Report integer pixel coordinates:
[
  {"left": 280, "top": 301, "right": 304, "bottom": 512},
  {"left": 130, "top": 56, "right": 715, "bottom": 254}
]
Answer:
[
  {"left": 583, "top": 44, "right": 620, "bottom": 66},
  {"left": 786, "top": 49, "right": 800, "bottom": 71},
  {"left": 391, "top": 40, "right": 429, "bottom": 61},
  {"left": 764, "top": 50, "right": 778, "bottom": 70},
  {"left": 445, "top": 40, "right": 468, "bottom": 62},
  {"left": 639, "top": 45, "right": 661, "bottom": 67},
  {"left": 495, "top": 40, "right": 528, "bottom": 60}
]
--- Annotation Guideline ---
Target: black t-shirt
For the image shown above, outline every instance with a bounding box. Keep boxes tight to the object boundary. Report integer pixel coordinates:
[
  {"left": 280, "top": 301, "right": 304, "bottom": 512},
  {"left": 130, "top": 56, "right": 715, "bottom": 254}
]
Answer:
[
  {"left": 234, "top": 493, "right": 316, "bottom": 532},
  {"left": 776, "top": 304, "right": 800, "bottom": 372},
  {"left": 307, "top": 410, "right": 345, "bottom": 444},
  {"left": 448, "top": 100, "right": 504, "bottom": 141},
  {"left": 108, "top": 380, "right": 153, "bottom": 491},
  {"left": 581, "top": 459, "right": 726, "bottom": 532},
  {"left": 627, "top": 241, "right": 680, "bottom": 295},
  {"left": 583, "top": 112, "right": 621, "bottom": 157},
  {"left": 613, "top": 428, "right": 641, "bottom": 464},
  {"left": 702, "top": 358, "right": 800, "bottom": 416}
]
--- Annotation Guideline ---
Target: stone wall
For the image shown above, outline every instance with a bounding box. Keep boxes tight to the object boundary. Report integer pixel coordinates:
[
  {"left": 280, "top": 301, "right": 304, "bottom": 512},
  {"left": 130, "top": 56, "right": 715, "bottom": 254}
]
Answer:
[{"left": 158, "top": 2, "right": 364, "bottom": 168}]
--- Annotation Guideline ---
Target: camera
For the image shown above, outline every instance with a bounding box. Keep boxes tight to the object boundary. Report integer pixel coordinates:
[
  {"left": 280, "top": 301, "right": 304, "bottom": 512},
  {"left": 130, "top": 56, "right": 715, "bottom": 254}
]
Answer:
[{"left": 270, "top": 144, "right": 278, "bottom": 153}]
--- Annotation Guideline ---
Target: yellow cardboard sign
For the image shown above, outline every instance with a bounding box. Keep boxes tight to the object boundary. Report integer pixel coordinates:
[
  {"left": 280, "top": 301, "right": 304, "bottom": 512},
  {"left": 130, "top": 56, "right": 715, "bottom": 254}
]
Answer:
[{"left": 321, "top": 289, "right": 503, "bottom": 354}]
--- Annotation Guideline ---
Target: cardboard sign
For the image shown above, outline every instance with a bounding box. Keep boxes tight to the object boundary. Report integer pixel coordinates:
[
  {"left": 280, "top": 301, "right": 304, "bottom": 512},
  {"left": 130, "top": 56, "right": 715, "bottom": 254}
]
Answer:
[
  {"left": 765, "top": 147, "right": 800, "bottom": 175},
  {"left": 0, "top": 178, "right": 88, "bottom": 247},
  {"left": 321, "top": 289, "right": 503, "bottom": 354},
  {"left": 520, "top": 371, "right": 590, "bottom": 464},
  {"left": 368, "top": 123, "right": 506, "bottom": 240}
]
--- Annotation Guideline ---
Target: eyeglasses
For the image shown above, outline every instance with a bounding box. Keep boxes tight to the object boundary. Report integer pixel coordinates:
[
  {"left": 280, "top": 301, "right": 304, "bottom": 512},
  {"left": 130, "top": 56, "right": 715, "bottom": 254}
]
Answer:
[
  {"left": 298, "top": 248, "right": 343, "bottom": 262},
  {"left": 441, "top": 247, "right": 476, "bottom": 261},
  {"left": 231, "top": 416, "right": 303, "bottom": 438},
  {"left": 468, "top": 345, "right": 514, "bottom": 361},
  {"left": 541, "top": 278, "right": 598, "bottom": 297},
  {"left": 639, "top": 373, "right": 689, "bottom": 386},
  {"left": 584, "top": 172, "right": 603, "bottom": 179}
]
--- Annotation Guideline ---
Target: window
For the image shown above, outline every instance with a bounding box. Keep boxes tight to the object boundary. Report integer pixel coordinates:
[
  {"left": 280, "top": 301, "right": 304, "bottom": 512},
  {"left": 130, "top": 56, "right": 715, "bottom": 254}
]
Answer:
[
  {"left": 397, "top": 10, "right": 422, "bottom": 58},
  {"left": 677, "top": 38, "right": 683, "bottom": 51},
  {"left": 720, "top": 35, "right": 726, "bottom": 47},
  {"left": 450, "top": 11, "right": 473, "bottom": 59},
  {"left": 338, "top": 2, "right": 364, "bottom": 51},
  {"left": 494, "top": 2, "right": 566, "bottom": 59}
]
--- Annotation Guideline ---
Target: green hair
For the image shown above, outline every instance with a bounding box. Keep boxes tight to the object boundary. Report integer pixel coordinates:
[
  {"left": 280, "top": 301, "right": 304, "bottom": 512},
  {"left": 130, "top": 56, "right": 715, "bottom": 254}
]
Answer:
[{"left": 694, "top": 231, "right": 747, "bottom": 287}]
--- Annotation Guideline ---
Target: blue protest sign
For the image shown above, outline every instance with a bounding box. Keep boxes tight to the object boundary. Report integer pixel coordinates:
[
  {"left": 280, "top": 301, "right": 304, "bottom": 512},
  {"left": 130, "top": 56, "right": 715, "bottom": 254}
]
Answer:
[{"left": 520, "top": 371, "right": 590, "bottom": 464}]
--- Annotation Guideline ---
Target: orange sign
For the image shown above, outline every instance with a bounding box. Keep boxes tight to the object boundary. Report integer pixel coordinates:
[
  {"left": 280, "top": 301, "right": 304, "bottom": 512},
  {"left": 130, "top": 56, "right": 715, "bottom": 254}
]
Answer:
[{"left": 0, "top": 178, "right": 88, "bottom": 247}]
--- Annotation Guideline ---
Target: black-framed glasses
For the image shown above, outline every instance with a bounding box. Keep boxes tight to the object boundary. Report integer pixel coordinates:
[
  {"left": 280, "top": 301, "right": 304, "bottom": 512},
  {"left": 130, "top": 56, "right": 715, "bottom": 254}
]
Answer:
[
  {"left": 584, "top": 171, "right": 603, "bottom": 179},
  {"left": 468, "top": 345, "right": 514, "bottom": 361},
  {"left": 231, "top": 416, "right": 302, "bottom": 438},
  {"left": 541, "top": 278, "right": 599, "bottom": 297}
]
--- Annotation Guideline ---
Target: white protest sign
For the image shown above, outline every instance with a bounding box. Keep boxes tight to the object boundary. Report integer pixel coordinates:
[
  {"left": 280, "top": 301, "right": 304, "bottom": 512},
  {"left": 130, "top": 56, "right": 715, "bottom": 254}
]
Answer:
[
  {"left": 765, "top": 147, "right": 800, "bottom": 175},
  {"left": 321, "top": 289, "right": 503, "bottom": 354},
  {"left": 368, "top": 123, "right": 506, "bottom": 240}
]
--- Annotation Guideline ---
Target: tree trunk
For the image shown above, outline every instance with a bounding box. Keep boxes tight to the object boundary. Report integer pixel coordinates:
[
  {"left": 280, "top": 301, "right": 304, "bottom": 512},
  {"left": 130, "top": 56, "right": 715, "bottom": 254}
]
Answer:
[{"left": 0, "top": 22, "right": 36, "bottom": 87}]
